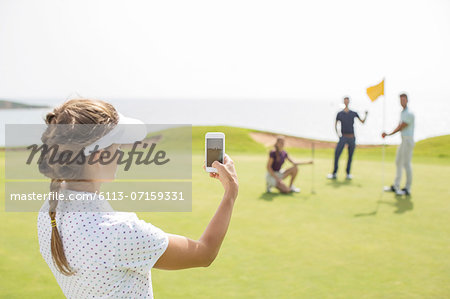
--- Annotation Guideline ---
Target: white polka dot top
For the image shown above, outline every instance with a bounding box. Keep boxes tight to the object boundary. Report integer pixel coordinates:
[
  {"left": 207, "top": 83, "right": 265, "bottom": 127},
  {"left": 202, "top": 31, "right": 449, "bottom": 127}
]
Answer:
[{"left": 37, "top": 189, "right": 169, "bottom": 299}]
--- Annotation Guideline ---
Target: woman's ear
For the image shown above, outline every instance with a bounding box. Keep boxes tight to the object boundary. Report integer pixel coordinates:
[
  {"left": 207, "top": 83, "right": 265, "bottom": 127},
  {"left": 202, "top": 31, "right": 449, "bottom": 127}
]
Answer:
[
  {"left": 92, "top": 150, "right": 101, "bottom": 161},
  {"left": 89, "top": 151, "right": 103, "bottom": 171},
  {"left": 85, "top": 150, "right": 105, "bottom": 180}
]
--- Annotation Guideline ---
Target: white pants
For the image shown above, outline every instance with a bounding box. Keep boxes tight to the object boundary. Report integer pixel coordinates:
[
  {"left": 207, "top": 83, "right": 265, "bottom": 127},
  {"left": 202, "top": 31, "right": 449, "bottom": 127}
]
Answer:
[
  {"left": 266, "top": 171, "right": 284, "bottom": 188},
  {"left": 394, "top": 136, "right": 414, "bottom": 192}
]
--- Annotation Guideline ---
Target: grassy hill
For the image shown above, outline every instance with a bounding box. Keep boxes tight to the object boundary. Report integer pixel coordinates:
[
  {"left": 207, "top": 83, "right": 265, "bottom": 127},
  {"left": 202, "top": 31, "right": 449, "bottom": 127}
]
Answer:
[
  {"left": 413, "top": 134, "right": 450, "bottom": 159},
  {"left": 192, "top": 126, "right": 266, "bottom": 154}
]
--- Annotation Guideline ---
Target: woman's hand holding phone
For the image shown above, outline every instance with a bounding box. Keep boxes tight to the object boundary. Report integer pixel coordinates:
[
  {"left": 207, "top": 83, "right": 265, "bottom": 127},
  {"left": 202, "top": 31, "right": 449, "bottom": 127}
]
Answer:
[{"left": 208, "top": 154, "right": 238, "bottom": 200}]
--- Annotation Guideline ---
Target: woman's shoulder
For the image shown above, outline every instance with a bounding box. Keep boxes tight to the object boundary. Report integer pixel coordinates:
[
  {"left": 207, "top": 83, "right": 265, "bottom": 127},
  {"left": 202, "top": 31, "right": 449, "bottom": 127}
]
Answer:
[
  {"left": 103, "top": 212, "right": 167, "bottom": 246},
  {"left": 101, "top": 211, "right": 139, "bottom": 226},
  {"left": 102, "top": 212, "right": 160, "bottom": 232}
]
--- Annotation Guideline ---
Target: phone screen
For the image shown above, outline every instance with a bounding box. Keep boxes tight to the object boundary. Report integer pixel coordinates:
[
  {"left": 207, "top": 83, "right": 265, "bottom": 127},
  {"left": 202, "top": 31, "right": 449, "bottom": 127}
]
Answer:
[{"left": 206, "top": 138, "right": 224, "bottom": 167}]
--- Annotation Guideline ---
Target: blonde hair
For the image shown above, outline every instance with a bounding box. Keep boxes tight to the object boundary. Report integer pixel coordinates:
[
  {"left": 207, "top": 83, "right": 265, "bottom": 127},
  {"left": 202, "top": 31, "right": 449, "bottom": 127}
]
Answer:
[{"left": 39, "top": 99, "right": 119, "bottom": 275}]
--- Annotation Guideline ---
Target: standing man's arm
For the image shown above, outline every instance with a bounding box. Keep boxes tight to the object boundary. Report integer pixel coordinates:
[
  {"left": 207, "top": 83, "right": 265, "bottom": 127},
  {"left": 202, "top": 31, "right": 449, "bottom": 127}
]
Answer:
[
  {"left": 335, "top": 119, "right": 340, "bottom": 137},
  {"left": 382, "top": 122, "right": 408, "bottom": 138},
  {"left": 358, "top": 111, "right": 368, "bottom": 124}
]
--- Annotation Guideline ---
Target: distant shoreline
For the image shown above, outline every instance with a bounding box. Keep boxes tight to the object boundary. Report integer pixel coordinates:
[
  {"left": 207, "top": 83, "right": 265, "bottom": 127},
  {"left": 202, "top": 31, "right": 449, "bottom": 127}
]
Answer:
[{"left": 0, "top": 100, "right": 49, "bottom": 110}]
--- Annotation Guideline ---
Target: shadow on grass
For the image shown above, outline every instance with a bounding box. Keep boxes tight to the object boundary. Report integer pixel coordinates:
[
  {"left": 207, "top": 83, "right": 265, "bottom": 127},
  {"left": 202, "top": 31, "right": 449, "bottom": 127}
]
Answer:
[
  {"left": 379, "top": 196, "right": 414, "bottom": 214},
  {"left": 354, "top": 196, "right": 414, "bottom": 217},
  {"left": 327, "top": 179, "right": 362, "bottom": 188},
  {"left": 259, "top": 192, "right": 294, "bottom": 201}
]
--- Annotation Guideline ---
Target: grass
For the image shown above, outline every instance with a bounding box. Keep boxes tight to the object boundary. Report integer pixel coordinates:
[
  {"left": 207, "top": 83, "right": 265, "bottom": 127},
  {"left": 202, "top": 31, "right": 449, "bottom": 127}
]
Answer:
[{"left": 0, "top": 127, "right": 449, "bottom": 298}]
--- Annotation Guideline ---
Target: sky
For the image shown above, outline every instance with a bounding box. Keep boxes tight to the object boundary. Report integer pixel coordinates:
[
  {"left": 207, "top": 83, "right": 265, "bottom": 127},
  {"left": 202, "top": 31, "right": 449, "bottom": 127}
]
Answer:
[{"left": 1, "top": 0, "right": 450, "bottom": 104}]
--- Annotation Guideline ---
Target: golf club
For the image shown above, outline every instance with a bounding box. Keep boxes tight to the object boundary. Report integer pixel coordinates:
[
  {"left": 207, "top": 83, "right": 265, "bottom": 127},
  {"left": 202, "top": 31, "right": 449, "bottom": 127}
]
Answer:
[{"left": 311, "top": 142, "right": 316, "bottom": 194}]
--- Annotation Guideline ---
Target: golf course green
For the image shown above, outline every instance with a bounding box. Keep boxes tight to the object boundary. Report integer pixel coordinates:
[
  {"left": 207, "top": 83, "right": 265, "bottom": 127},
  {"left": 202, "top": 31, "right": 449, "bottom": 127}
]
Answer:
[{"left": 0, "top": 126, "right": 449, "bottom": 298}]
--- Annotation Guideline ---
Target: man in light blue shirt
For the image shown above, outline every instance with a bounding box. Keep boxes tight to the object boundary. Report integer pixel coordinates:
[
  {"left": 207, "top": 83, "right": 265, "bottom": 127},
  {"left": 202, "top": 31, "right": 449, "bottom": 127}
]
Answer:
[
  {"left": 400, "top": 106, "right": 415, "bottom": 138},
  {"left": 382, "top": 93, "right": 415, "bottom": 196}
]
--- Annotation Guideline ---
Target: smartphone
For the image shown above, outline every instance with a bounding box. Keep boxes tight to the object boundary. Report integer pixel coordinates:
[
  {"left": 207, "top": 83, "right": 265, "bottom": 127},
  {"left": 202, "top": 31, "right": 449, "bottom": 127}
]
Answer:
[{"left": 205, "top": 132, "right": 225, "bottom": 173}]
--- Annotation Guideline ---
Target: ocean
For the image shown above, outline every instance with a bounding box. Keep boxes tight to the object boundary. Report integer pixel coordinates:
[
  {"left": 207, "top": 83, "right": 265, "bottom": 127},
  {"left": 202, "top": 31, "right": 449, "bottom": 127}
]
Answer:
[{"left": 1, "top": 98, "right": 449, "bottom": 146}]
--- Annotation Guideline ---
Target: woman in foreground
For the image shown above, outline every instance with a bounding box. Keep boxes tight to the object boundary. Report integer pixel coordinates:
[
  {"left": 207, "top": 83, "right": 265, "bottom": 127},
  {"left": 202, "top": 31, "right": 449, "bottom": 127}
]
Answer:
[{"left": 37, "top": 99, "right": 238, "bottom": 298}]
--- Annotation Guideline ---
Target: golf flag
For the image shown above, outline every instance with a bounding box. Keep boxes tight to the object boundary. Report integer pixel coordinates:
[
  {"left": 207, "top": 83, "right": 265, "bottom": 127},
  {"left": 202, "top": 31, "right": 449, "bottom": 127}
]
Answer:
[{"left": 367, "top": 79, "right": 384, "bottom": 102}]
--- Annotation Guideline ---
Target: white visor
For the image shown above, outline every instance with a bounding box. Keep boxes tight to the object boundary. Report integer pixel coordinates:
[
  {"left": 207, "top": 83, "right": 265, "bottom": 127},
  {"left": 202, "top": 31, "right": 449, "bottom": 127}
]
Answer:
[{"left": 83, "top": 112, "right": 147, "bottom": 156}]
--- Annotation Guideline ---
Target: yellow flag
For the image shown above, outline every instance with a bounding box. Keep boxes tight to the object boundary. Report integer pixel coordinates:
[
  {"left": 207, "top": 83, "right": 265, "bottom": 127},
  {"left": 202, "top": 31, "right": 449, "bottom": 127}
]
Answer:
[{"left": 366, "top": 79, "right": 384, "bottom": 102}]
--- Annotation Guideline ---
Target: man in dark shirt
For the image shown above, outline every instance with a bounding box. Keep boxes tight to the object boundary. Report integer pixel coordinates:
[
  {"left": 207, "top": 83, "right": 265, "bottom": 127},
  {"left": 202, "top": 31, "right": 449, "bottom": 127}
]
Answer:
[{"left": 328, "top": 97, "right": 368, "bottom": 180}]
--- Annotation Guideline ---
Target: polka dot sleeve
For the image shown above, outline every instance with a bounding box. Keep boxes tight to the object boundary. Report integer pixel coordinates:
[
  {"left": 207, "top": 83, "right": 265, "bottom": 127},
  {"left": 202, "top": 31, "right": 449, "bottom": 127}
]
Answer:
[{"left": 114, "top": 215, "right": 169, "bottom": 274}]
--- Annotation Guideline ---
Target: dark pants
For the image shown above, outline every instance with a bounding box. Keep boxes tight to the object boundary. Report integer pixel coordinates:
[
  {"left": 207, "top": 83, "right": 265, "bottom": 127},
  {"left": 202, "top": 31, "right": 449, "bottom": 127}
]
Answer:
[{"left": 333, "top": 136, "right": 356, "bottom": 175}]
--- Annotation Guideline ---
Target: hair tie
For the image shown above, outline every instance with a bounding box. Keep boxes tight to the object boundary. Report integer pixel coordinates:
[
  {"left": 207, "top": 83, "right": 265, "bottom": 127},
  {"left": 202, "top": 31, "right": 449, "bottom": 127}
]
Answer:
[{"left": 51, "top": 219, "right": 57, "bottom": 227}]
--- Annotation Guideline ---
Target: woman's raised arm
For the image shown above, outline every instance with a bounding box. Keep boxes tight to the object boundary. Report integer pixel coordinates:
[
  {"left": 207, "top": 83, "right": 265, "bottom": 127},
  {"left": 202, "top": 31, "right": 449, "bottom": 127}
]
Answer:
[{"left": 154, "top": 155, "right": 238, "bottom": 270}]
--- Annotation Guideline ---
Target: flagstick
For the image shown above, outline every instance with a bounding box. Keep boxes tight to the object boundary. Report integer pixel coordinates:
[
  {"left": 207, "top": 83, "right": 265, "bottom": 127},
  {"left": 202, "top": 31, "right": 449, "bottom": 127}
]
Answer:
[
  {"left": 311, "top": 142, "right": 316, "bottom": 194},
  {"left": 382, "top": 78, "right": 386, "bottom": 193},
  {"left": 366, "top": 78, "right": 387, "bottom": 212}
]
